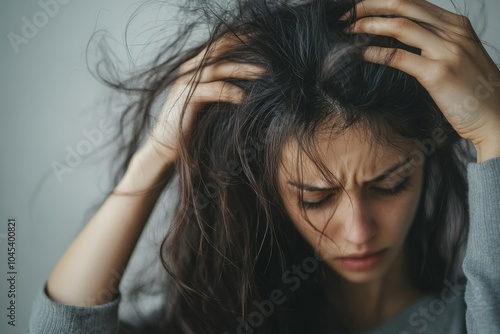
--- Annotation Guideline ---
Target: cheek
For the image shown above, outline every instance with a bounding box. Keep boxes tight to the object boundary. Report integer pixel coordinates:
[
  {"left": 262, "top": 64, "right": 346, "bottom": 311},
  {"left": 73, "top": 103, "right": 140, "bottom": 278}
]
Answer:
[{"left": 376, "top": 189, "right": 422, "bottom": 241}]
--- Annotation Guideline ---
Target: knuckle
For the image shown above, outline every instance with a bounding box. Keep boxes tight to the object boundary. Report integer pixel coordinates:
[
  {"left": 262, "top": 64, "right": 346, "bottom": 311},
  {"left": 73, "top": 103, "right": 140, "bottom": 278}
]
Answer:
[
  {"left": 390, "top": 49, "right": 406, "bottom": 65},
  {"left": 431, "top": 62, "right": 453, "bottom": 81},
  {"left": 392, "top": 17, "right": 412, "bottom": 31},
  {"left": 208, "top": 81, "right": 230, "bottom": 100},
  {"left": 202, "top": 65, "right": 215, "bottom": 79},
  {"left": 446, "top": 42, "right": 464, "bottom": 56},
  {"left": 212, "top": 81, "right": 227, "bottom": 92}
]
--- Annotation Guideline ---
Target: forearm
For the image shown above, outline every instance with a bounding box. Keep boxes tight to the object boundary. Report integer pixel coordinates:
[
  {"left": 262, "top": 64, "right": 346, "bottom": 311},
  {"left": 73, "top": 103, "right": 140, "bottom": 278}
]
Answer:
[
  {"left": 46, "top": 142, "right": 176, "bottom": 306},
  {"left": 463, "top": 156, "right": 500, "bottom": 332}
]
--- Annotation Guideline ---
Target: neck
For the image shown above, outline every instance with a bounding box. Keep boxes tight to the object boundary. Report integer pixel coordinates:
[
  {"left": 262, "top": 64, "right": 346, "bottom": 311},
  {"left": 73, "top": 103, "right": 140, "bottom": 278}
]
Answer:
[{"left": 320, "top": 243, "right": 425, "bottom": 332}]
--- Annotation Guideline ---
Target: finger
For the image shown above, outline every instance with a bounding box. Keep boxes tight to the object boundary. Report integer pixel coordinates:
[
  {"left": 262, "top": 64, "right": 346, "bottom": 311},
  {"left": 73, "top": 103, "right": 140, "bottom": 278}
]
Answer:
[
  {"left": 348, "top": 17, "right": 448, "bottom": 59},
  {"left": 190, "top": 81, "right": 246, "bottom": 106},
  {"left": 207, "top": 33, "right": 248, "bottom": 57},
  {"left": 180, "top": 34, "right": 247, "bottom": 74},
  {"left": 196, "top": 61, "right": 267, "bottom": 83},
  {"left": 361, "top": 46, "right": 434, "bottom": 81},
  {"left": 177, "top": 61, "right": 266, "bottom": 85},
  {"left": 160, "top": 81, "right": 246, "bottom": 134},
  {"left": 353, "top": 0, "right": 457, "bottom": 24},
  {"left": 342, "top": 0, "right": 462, "bottom": 35}
]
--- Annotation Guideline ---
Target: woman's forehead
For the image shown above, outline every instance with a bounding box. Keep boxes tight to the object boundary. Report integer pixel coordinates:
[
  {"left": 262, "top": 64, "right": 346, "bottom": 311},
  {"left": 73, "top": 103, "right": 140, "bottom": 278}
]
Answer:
[{"left": 278, "top": 126, "right": 416, "bottom": 184}]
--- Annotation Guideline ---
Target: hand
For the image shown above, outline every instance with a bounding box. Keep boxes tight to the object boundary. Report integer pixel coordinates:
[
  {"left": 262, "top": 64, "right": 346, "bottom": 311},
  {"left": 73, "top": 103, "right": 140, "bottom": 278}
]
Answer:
[
  {"left": 144, "top": 36, "right": 266, "bottom": 164},
  {"left": 342, "top": 0, "right": 500, "bottom": 161}
]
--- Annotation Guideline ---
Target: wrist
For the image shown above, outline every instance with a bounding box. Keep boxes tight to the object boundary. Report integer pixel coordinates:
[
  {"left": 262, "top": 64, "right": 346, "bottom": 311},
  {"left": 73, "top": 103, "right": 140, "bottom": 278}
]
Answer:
[
  {"left": 474, "top": 140, "right": 500, "bottom": 163},
  {"left": 137, "top": 139, "right": 178, "bottom": 169},
  {"left": 116, "top": 141, "right": 176, "bottom": 194}
]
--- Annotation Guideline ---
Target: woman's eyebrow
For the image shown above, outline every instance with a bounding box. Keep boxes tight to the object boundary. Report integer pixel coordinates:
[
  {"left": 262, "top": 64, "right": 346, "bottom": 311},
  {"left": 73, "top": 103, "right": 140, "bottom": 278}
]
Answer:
[
  {"left": 364, "top": 155, "right": 413, "bottom": 185},
  {"left": 287, "top": 155, "right": 413, "bottom": 192},
  {"left": 286, "top": 181, "right": 338, "bottom": 192}
]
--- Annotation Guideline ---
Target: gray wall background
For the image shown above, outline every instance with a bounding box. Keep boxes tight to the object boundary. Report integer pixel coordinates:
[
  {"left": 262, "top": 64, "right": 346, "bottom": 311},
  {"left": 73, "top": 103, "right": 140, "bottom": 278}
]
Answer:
[{"left": 1, "top": 0, "right": 499, "bottom": 333}]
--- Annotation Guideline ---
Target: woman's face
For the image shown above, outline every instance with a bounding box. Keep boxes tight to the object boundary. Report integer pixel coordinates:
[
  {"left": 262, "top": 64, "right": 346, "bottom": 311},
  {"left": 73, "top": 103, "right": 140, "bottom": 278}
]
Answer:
[{"left": 278, "top": 125, "right": 425, "bottom": 284}]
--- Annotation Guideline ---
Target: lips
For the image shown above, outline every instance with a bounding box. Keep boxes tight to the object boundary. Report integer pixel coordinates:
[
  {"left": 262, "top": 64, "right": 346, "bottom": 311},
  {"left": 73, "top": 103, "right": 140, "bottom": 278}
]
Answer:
[
  {"left": 335, "top": 249, "right": 387, "bottom": 271},
  {"left": 338, "top": 249, "right": 386, "bottom": 260}
]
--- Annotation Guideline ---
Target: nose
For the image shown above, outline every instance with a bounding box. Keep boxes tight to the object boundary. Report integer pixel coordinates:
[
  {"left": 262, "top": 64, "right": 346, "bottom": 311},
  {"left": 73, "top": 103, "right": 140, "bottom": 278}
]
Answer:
[{"left": 336, "top": 193, "right": 377, "bottom": 246}]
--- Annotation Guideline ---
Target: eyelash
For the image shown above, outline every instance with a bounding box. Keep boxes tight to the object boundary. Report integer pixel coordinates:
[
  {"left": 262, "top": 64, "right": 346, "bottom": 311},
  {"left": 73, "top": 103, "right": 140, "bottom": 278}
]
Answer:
[
  {"left": 302, "top": 194, "right": 335, "bottom": 210},
  {"left": 375, "top": 178, "right": 410, "bottom": 197},
  {"left": 301, "top": 178, "right": 411, "bottom": 210}
]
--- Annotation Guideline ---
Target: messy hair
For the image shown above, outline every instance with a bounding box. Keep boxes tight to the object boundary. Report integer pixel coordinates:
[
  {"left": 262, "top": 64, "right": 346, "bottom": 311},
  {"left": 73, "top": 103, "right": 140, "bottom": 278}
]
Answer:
[{"left": 92, "top": 0, "right": 475, "bottom": 332}]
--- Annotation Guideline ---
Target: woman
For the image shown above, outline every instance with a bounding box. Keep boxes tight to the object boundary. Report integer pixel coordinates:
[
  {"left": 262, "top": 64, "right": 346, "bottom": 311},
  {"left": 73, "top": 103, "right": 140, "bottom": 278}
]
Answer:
[{"left": 29, "top": 0, "right": 500, "bottom": 333}]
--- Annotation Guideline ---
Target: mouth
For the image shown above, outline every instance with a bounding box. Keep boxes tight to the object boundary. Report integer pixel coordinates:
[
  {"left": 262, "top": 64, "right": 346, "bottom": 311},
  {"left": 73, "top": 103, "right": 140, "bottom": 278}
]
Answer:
[
  {"left": 336, "top": 249, "right": 387, "bottom": 271},
  {"left": 339, "top": 249, "right": 386, "bottom": 259}
]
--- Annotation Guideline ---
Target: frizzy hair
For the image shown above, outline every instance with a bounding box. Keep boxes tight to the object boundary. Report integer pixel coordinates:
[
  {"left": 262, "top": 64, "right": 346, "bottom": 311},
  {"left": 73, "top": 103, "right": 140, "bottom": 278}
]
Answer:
[{"left": 89, "top": 0, "right": 477, "bottom": 333}]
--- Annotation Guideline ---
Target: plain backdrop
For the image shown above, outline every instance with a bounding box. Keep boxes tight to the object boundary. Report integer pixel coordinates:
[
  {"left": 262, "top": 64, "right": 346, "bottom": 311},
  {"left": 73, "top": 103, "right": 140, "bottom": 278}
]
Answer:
[{"left": 1, "top": 0, "right": 499, "bottom": 333}]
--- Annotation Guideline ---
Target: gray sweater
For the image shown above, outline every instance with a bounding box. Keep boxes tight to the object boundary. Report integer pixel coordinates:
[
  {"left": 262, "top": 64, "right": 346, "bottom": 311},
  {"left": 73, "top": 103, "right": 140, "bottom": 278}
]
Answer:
[{"left": 28, "top": 157, "right": 500, "bottom": 333}]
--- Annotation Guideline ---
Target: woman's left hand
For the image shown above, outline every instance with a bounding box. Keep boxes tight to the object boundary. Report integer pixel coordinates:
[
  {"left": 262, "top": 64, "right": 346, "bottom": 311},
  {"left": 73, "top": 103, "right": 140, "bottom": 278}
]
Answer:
[{"left": 342, "top": 0, "right": 500, "bottom": 162}]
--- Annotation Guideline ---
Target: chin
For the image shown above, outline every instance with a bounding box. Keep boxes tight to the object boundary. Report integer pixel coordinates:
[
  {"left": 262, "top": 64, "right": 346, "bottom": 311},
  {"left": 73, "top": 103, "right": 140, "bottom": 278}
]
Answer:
[{"left": 333, "top": 266, "right": 387, "bottom": 284}]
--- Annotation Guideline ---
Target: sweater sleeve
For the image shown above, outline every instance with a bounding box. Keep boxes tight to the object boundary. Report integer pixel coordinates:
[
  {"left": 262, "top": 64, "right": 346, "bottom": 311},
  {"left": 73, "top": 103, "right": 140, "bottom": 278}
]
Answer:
[
  {"left": 462, "top": 156, "right": 500, "bottom": 334},
  {"left": 27, "top": 282, "right": 132, "bottom": 334}
]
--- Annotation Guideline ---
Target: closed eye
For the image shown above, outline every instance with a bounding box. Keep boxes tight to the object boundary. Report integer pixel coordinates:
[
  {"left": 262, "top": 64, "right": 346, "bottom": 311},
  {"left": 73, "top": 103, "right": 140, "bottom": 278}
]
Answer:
[
  {"left": 372, "top": 178, "right": 410, "bottom": 196},
  {"left": 301, "top": 193, "right": 335, "bottom": 210}
]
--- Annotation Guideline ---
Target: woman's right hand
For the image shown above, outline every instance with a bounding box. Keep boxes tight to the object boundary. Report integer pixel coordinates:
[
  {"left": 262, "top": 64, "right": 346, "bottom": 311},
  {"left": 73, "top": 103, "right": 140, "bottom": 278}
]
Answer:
[{"left": 145, "top": 36, "right": 266, "bottom": 163}]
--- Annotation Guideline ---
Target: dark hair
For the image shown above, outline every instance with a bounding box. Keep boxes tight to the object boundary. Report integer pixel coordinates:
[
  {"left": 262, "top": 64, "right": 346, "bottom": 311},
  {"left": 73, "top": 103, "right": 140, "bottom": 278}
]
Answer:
[{"left": 91, "top": 0, "right": 477, "bottom": 333}]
